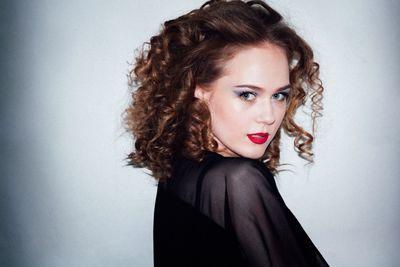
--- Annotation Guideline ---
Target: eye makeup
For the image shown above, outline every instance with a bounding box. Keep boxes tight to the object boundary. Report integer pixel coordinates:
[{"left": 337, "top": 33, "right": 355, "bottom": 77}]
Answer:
[
  {"left": 233, "top": 84, "right": 291, "bottom": 102},
  {"left": 272, "top": 87, "right": 291, "bottom": 101},
  {"left": 233, "top": 89, "right": 257, "bottom": 101}
]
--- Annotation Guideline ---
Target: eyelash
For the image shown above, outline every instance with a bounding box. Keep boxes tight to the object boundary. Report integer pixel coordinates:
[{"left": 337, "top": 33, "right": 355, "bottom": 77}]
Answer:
[
  {"left": 237, "top": 91, "right": 290, "bottom": 102},
  {"left": 272, "top": 91, "right": 290, "bottom": 101},
  {"left": 238, "top": 91, "right": 257, "bottom": 101}
]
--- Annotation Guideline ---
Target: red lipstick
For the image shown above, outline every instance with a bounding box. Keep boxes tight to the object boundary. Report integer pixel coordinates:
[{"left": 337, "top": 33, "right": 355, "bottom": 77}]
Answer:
[{"left": 247, "top": 132, "right": 269, "bottom": 144}]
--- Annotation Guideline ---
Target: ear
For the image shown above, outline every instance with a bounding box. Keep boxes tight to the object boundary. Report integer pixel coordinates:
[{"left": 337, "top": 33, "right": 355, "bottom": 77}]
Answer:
[{"left": 194, "top": 85, "right": 211, "bottom": 101}]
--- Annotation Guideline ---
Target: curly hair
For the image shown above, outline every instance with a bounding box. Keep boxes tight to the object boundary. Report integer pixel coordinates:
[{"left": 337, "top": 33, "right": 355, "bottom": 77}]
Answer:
[{"left": 124, "top": 0, "right": 323, "bottom": 180}]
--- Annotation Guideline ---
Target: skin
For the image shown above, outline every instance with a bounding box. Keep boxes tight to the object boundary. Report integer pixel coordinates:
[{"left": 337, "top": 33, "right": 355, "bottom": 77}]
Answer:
[{"left": 195, "top": 42, "right": 290, "bottom": 159}]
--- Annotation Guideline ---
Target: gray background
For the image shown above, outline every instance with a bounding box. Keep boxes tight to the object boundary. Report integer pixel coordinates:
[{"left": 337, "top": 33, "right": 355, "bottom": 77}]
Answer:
[{"left": 1, "top": 0, "right": 399, "bottom": 266}]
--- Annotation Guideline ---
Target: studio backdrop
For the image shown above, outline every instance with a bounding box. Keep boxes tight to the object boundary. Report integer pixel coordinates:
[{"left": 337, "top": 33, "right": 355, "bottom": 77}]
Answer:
[{"left": 1, "top": 0, "right": 399, "bottom": 266}]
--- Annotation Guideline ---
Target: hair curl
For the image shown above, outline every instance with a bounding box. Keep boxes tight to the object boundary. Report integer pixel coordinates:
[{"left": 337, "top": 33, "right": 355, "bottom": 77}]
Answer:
[{"left": 124, "top": 0, "right": 323, "bottom": 180}]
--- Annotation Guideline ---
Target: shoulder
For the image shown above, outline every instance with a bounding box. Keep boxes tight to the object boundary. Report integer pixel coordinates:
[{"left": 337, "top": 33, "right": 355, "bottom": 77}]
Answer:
[
  {"left": 201, "top": 154, "right": 275, "bottom": 191},
  {"left": 199, "top": 155, "right": 281, "bottom": 225},
  {"left": 196, "top": 154, "right": 279, "bottom": 227}
]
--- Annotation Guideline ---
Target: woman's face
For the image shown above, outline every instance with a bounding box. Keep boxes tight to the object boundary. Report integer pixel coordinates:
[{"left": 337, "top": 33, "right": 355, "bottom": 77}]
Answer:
[{"left": 195, "top": 43, "right": 290, "bottom": 159}]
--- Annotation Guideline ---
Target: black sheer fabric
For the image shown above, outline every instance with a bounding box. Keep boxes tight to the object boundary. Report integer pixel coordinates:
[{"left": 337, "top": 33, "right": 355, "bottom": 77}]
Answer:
[{"left": 153, "top": 151, "right": 329, "bottom": 267}]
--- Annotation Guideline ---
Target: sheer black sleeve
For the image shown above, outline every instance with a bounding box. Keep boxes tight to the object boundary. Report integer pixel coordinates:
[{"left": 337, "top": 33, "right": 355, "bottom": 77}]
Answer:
[{"left": 198, "top": 158, "right": 329, "bottom": 267}]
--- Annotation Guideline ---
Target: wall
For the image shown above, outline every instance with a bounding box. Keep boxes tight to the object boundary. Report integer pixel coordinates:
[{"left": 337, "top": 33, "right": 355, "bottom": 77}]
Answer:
[{"left": 1, "top": 0, "right": 399, "bottom": 266}]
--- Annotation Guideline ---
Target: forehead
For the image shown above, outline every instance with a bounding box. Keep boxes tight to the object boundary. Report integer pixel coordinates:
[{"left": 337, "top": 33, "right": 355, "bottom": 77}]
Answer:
[{"left": 219, "top": 43, "right": 289, "bottom": 89}]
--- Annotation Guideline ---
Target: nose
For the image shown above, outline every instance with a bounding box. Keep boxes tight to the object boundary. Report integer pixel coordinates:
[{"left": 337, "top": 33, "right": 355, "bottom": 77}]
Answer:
[{"left": 255, "top": 101, "right": 276, "bottom": 125}]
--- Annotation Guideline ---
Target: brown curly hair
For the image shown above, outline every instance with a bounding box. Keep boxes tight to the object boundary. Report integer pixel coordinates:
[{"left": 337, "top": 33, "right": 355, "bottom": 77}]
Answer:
[{"left": 124, "top": 0, "right": 323, "bottom": 180}]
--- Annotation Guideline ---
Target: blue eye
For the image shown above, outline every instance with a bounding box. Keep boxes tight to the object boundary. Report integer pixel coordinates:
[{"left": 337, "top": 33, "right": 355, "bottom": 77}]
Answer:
[
  {"left": 272, "top": 91, "right": 289, "bottom": 101},
  {"left": 238, "top": 91, "right": 257, "bottom": 101}
]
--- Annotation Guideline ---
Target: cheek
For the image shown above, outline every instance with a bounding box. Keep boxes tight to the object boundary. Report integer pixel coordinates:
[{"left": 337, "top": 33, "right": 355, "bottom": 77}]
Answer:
[
  {"left": 208, "top": 97, "right": 245, "bottom": 136},
  {"left": 210, "top": 103, "right": 237, "bottom": 132},
  {"left": 280, "top": 109, "right": 287, "bottom": 123},
  {"left": 268, "top": 104, "right": 287, "bottom": 139},
  {"left": 276, "top": 103, "right": 288, "bottom": 122}
]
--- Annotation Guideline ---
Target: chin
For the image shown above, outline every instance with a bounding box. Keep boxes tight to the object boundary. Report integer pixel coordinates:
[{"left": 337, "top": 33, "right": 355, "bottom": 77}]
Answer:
[{"left": 239, "top": 149, "right": 266, "bottom": 160}]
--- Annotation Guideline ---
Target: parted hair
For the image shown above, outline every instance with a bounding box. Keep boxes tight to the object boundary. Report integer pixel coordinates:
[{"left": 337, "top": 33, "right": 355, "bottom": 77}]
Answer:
[{"left": 124, "top": 0, "right": 323, "bottom": 180}]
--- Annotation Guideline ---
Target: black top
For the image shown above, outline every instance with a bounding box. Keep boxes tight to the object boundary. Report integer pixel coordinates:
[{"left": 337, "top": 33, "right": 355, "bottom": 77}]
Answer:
[{"left": 153, "top": 151, "right": 329, "bottom": 267}]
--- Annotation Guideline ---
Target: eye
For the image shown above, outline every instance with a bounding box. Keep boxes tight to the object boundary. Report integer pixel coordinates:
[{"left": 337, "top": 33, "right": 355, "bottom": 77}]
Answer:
[
  {"left": 272, "top": 91, "right": 289, "bottom": 101},
  {"left": 238, "top": 91, "right": 257, "bottom": 101}
]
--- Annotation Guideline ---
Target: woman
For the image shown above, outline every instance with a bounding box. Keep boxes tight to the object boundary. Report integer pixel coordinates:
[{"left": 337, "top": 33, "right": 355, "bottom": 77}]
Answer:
[{"left": 125, "top": 0, "right": 329, "bottom": 266}]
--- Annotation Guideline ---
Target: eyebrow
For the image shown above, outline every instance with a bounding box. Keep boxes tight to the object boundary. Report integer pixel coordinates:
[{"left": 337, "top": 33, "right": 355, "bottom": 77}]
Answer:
[{"left": 234, "top": 84, "right": 291, "bottom": 92}]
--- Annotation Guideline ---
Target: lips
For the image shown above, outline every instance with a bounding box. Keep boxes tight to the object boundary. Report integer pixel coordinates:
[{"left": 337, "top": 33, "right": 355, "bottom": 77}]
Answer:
[{"left": 247, "top": 132, "right": 269, "bottom": 145}]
